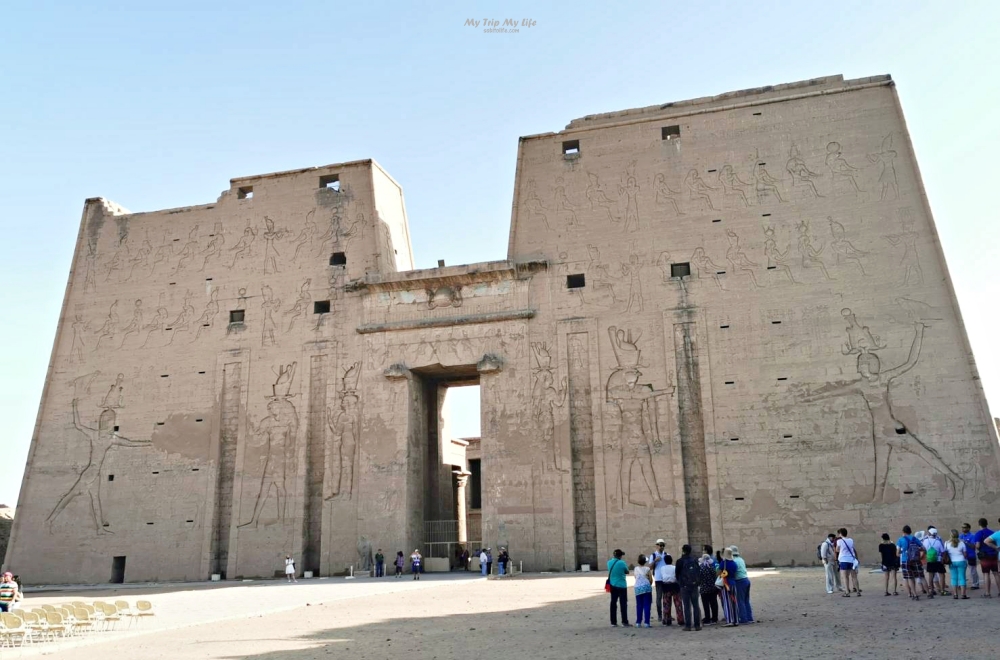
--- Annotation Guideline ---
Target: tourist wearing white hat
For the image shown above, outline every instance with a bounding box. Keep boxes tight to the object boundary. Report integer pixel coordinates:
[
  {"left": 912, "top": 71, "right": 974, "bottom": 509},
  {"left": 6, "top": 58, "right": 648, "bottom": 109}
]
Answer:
[
  {"left": 650, "top": 538, "right": 668, "bottom": 623},
  {"left": 923, "top": 527, "right": 948, "bottom": 596}
]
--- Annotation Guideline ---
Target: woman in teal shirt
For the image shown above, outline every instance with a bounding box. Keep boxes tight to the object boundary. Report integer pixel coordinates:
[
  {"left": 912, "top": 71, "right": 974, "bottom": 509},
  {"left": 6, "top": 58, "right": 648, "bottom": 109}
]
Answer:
[{"left": 607, "top": 549, "right": 630, "bottom": 627}]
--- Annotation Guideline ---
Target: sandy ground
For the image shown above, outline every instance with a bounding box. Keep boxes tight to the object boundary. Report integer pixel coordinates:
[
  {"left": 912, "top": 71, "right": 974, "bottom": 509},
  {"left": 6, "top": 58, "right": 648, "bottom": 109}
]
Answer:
[{"left": 8, "top": 567, "right": 999, "bottom": 659}]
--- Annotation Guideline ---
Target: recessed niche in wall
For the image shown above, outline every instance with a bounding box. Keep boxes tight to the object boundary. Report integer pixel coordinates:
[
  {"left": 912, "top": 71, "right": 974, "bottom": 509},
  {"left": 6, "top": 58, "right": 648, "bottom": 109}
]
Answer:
[
  {"left": 314, "top": 300, "right": 331, "bottom": 314},
  {"left": 319, "top": 174, "right": 340, "bottom": 191},
  {"left": 237, "top": 186, "right": 254, "bottom": 200},
  {"left": 330, "top": 252, "right": 347, "bottom": 266},
  {"left": 566, "top": 273, "right": 585, "bottom": 289},
  {"left": 661, "top": 125, "right": 680, "bottom": 140},
  {"left": 562, "top": 140, "right": 580, "bottom": 156},
  {"left": 671, "top": 262, "right": 691, "bottom": 278}
]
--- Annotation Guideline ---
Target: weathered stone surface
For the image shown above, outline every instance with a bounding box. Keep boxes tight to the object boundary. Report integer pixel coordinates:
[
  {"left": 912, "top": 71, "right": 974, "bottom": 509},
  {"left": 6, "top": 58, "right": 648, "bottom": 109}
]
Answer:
[{"left": 4, "top": 75, "right": 999, "bottom": 583}]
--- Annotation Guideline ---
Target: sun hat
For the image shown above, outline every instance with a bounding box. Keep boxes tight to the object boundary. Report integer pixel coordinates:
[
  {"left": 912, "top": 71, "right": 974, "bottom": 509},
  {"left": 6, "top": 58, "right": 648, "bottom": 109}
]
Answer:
[
  {"left": 655, "top": 538, "right": 665, "bottom": 545},
  {"left": 730, "top": 545, "right": 741, "bottom": 557},
  {"left": 722, "top": 548, "right": 734, "bottom": 560}
]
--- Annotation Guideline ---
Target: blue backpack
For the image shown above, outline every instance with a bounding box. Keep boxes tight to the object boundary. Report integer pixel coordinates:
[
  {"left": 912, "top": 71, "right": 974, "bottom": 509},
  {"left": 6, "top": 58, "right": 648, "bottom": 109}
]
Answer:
[{"left": 904, "top": 536, "right": 923, "bottom": 562}]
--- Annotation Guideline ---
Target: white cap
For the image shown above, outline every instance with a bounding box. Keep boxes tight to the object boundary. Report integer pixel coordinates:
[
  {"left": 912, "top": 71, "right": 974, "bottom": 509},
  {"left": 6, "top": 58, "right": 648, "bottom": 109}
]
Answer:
[
  {"left": 928, "top": 527, "right": 938, "bottom": 536},
  {"left": 655, "top": 538, "right": 666, "bottom": 545}
]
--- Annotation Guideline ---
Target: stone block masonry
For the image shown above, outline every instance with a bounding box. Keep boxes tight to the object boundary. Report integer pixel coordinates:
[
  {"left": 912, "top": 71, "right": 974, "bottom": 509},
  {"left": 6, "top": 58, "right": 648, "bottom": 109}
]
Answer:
[{"left": 5, "top": 75, "right": 999, "bottom": 583}]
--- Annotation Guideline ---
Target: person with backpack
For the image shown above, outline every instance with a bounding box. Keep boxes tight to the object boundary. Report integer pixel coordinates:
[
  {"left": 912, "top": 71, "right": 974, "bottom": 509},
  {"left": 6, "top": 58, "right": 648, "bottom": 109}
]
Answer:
[
  {"left": 820, "top": 533, "right": 843, "bottom": 594},
  {"left": 607, "top": 548, "right": 630, "bottom": 627},
  {"left": 896, "top": 525, "right": 925, "bottom": 600},
  {"left": 922, "top": 527, "right": 948, "bottom": 596},
  {"left": 675, "top": 544, "right": 702, "bottom": 631},
  {"left": 836, "top": 528, "right": 861, "bottom": 596}
]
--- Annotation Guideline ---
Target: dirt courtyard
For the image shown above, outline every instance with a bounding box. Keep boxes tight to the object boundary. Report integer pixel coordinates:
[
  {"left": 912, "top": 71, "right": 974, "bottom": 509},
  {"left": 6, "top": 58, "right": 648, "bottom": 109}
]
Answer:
[{"left": 16, "top": 567, "right": 998, "bottom": 659}]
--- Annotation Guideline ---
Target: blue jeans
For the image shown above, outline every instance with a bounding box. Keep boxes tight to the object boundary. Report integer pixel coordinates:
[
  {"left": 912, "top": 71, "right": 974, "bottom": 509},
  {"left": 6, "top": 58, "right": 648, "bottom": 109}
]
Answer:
[
  {"left": 375, "top": 561, "right": 384, "bottom": 577},
  {"left": 499, "top": 562, "right": 505, "bottom": 576},
  {"left": 635, "top": 591, "right": 652, "bottom": 625},
  {"left": 481, "top": 562, "right": 487, "bottom": 576},
  {"left": 734, "top": 578, "right": 753, "bottom": 623}
]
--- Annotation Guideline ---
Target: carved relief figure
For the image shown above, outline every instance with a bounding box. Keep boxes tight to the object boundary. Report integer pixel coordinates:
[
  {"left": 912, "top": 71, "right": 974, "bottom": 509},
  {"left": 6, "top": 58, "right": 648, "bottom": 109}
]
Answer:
[
  {"left": 804, "top": 315, "right": 964, "bottom": 502},
  {"left": 752, "top": 159, "right": 786, "bottom": 203},
  {"left": 284, "top": 279, "right": 312, "bottom": 332},
  {"left": 126, "top": 238, "right": 153, "bottom": 280},
  {"left": 867, "top": 133, "right": 899, "bottom": 200},
  {"left": 118, "top": 299, "right": 144, "bottom": 348},
  {"left": 796, "top": 220, "right": 833, "bottom": 280},
  {"left": 785, "top": 143, "right": 822, "bottom": 198},
  {"left": 621, "top": 249, "right": 644, "bottom": 312},
  {"left": 291, "top": 211, "right": 317, "bottom": 262},
  {"left": 141, "top": 305, "right": 170, "bottom": 348},
  {"left": 718, "top": 164, "right": 751, "bottom": 207},
  {"left": 70, "top": 315, "right": 88, "bottom": 361},
  {"left": 167, "top": 292, "right": 196, "bottom": 343},
  {"left": 93, "top": 300, "right": 119, "bottom": 351},
  {"left": 617, "top": 161, "right": 641, "bottom": 232},
  {"left": 690, "top": 248, "right": 727, "bottom": 291},
  {"left": 172, "top": 225, "right": 200, "bottom": 275},
  {"left": 228, "top": 224, "right": 258, "bottom": 269},
  {"left": 357, "top": 537, "right": 373, "bottom": 571},
  {"left": 262, "top": 216, "right": 289, "bottom": 275},
  {"left": 239, "top": 376, "right": 300, "bottom": 528},
  {"left": 725, "top": 229, "right": 761, "bottom": 289},
  {"left": 762, "top": 226, "right": 797, "bottom": 284},
  {"left": 47, "top": 398, "right": 150, "bottom": 533},
  {"left": 326, "top": 361, "right": 361, "bottom": 501},
  {"left": 149, "top": 234, "right": 172, "bottom": 278},
  {"left": 828, "top": 217, "right": 868, "bottom": 275},
  {"left": 427, "top": 286, "right": 462, "bottom": 309},
  {"left": 192, "top": 289, "right": 220, "bottom": 341},
  {"left": 104, "top": 245, "right": 125, "bottom": 282},
  {"left": 101, "top": 372, "right": 125, "bottom": 409},
  {"left": 606, "top": 326, "right": 670, "bottom": 508},
  {"left": 530, "top": 343, "right": 567, "bottom": 472},
  {"left": 523, "top": 179, "right": 551, "bottom": 230},
  {"left": 653, "top": 173, "right": 684, "bottom": 215},
  {"left": 826, "top": 141, "right": 863, "bottom": 192},
  {"left": 261, "top": 285, "right": 281, "bottom": 347},
  {"left": 585, "top": 173, "right": 617, "bottom": 223},
  {"left": 583, "top": 245, "right": 618, "bottom": 306},
  {"left": 200, "top": 225, "right": 225, "bottom": 271},
  {"left": 883, "top": 220, "right": 923, "bottom": 286},
  {"left": 553, "top": 185, "right": 578, "bottom": 226},
  {"left": 684, "top": 169, "right": 717, "bottom": 210}
]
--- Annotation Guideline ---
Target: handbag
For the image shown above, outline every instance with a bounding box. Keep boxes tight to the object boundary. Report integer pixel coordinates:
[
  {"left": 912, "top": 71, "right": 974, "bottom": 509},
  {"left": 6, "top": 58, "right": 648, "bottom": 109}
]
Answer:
[
  {"left": 605, "top": 558, "right": 621, "bottom": 592},
  {"left": 715, "top": 568, "right": 727, "bottom": 589}
]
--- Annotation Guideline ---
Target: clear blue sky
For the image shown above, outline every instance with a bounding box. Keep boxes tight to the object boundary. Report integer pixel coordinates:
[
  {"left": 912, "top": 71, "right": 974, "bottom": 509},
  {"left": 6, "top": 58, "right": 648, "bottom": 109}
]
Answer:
[{"left": 2, "top": 1, "right": 997, "bottom": 507}]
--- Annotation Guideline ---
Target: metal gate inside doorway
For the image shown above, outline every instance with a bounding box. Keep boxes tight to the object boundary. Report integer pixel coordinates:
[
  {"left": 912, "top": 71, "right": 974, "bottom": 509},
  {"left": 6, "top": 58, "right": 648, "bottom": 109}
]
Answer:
[{"left": 424, "top": 520, "right": 481, "bottom": 562}]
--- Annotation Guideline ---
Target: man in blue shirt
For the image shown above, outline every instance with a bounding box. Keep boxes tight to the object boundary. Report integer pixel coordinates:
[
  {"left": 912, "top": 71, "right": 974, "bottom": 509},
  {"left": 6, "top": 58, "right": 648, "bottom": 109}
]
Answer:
[
  {"left": 959, "top": 522, "right": 980, "bottom": 590},
  {"left": 896, "top": 524, "right": 925, "bottom": 600},
  {"left": 607, "top": 549, "right": 630, "bottom": 627},
  {"left": 973, "top": 518, "right": 999, "bottom": 598}
]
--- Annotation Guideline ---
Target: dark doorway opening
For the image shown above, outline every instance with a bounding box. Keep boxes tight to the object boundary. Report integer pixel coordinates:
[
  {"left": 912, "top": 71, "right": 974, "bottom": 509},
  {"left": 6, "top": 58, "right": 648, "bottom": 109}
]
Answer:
[{"left": 111, "top": 556, "right": 126, "bottom": 584}]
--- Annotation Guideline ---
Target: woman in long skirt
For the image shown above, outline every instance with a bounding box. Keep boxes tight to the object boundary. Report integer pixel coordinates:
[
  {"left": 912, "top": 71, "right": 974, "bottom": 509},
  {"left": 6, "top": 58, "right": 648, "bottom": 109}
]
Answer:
[{"left": 719, "top": 547, "right": 740, "bottom": 626}]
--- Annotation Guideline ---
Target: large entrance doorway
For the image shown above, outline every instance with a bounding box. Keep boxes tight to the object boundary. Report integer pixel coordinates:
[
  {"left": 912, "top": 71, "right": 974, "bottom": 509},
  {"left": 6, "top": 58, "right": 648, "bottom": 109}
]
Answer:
[{"left": 409, "top": 365, "right": 481, "bottom": 567}]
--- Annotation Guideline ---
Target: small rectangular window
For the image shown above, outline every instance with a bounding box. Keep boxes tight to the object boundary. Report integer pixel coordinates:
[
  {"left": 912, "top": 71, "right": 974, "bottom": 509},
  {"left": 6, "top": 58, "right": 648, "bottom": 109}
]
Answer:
[
  {"left": 566, "top": 273, "right": 586, "bottom": 289},
  {"left": 198, "top": 371, "right": 206, "bottom": 374},
  {"left": 146, "top": 522, "right": 154, "bottom": 525},
  {"left": 724, "top": 381, "right": 735, "bottom": 385},
  {"left": 735, "top": 497, "right": 745, "bottom": 501},
  {"left": 108, "top": 474, "right": 115, "bottom": 482},
  {"left": 766, "top": 266, "right": 776, "bottom": 270},
  {"left": 330, "top": 252, "right": 347, "bottom": 266},
  {"left": 319, "top": 174, "right": 340, "bottom": 191},
  {"left": 752, "top": 112, "right": 762, "bottom": 116},
  {"left": 562, "top": 140, "right": 580, "bottom": 156},
  {"left": 661, "top": 125, "right": 681, "bottom": 140},
  {"left": 762, "top": 213, "right": 771, "bottom": 217},
  {"left": 712, "top": 218, "right": 722, "bottom": 223},
  {"left": 229, "top": 310, "right": 245, "bottom": 324},
  {"left": 729, "top": 437, "right": 739, "bottom": 442},
  {"left": 314, "top": 300, "right": 331, "bottom": 314},
  {"left": 771, "top": 320, "right": 782, "bottom": 325},
  {"left": 113, "top": 425, "right": 119, "bottom": 432},
  {"left": 196, "top": 418, "right": 204, "bottom": 422},
  {"left": 719, "top": 324, "right": 730, "bottom": 329},
  {"left": 789, "top": 495, "right": 800, "bottom": 499},
  {"left": 671, "top": 262, "right": 691, "bottom": 278},
  {"left": 716, "top": 270, "right": 726, "bottom": 275},
  {"left": 707, "top": 169, "right": 717, "bottom": 173},
  {"left": 782, "top": 434, "right": 793, "bottom": 438},
  {"left": 777, "top": 377, "right": 788, "bottom": 381},
  {"left": 237, "top": 186, "right": 254, "bottom": 200},
  {"left": 160, "top": 374, "right": 169, "bottom": 378}
]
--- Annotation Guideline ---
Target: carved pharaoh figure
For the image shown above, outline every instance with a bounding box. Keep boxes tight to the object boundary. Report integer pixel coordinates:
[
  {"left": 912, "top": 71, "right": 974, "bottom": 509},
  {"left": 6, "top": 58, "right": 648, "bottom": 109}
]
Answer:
[
  {"left": 239, "top": 396, "right": 299, "bottom": 527},
  {"left": 530, "top": 343, "right": 567, "bottom": 472}
]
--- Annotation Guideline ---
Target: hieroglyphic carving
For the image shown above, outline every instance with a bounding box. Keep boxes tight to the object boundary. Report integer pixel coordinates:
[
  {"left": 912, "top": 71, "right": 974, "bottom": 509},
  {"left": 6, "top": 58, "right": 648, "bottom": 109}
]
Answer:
[
  {"left": 684, "top": 169, "right": 717, "bottom": 210},
  {"left": 867, "top": 133, "right": 899, "bottom": 201},
  {"left": 796, "top": 220, "right": 833, "bottom": 280},
  {"left": 357, "top": 536, "right": 373, "bottom": 571},
  {"left": 786, "top": 143, "right": 823, "bottom": 198},
  {"left": 285, "top": 279, "right": 312, "bottom": 332},
  {"left": 828, "top": 218, "right": 868, "bottom": 275},
  {"left": 93, "top": 301, "right": 119, "bottom": 351},
  {"left": 167, "top": 292, "right": 196, "bottom": 343},
  {"left": 149, "top": 232, "right": 172, "bottom": 278},
  {"left": 725, "top": 229, "right": 761, "bottom": 289},
  {"left": 718, "top": 164, "right": 751, "bottom": 208},
  {"left": 200, "top": 224, "right": 225, "bottom": 271},
  {"left": 427, "top": 286, "right": 462, "bottom": 309},
  {"left": 523, "top": 179, "right": 551, "bottom": 230},
  {"left": 752, "top": 156, "right": 786, "bottom": 203},
  {"left": 70, "top": 315, "right": 89, "bottom": 361},
  {"left": 47, "top": 396, "right": 150, "bottom": 534},
  {"left": 326, "top": 361, "right": 360, "bottom": 500},
  {"left": 101, "top": 372, "right": 125, "bottom": 409},
  {"left": 653, "top": 173, "right": 684, "bottom": 215},
  {"left": 192, "top": 289, "right": 220, "bottom": 341},
  {"left": 262, "top": 216, "right": 289, "bottom": 275},
  {"left": 228, "top": 224, "right": 257, "bottom": 269},
  {"left": 172, "top": 225, "right": 200, "bottom": 275},
  {"left": 141, "top": 304, "right": 170, "bottom": 348},
  {"left": 690, "top": 248, "right": 727, "bottom": 290},
  {"left": 617, "top": 161, "right": 640, "bottom": 232},
  {"left": 530, "top": 343, "right": 567, "bottom": 472},
  {"left": 583, "top": 245, "right": 618, "bottom": 305},
  {"left": 620, "top": 245, "right": 644, "bottom": 312},
  {"left": 68, "top": 370, "right": 101, "bottom": 399},
  {"left": 291, "top": 211, "right": 317, "bottom": 262},
  {"left": 585, "top": 173, "right": 617, "bottom": 224},
  {"left": 239, "top": 364, "right": 300, "bottom": 527},
  {"left": 118, "top": 299, "right": 144, "bottom": 348},
  {"left": 826, "top": 141, "right": 863, "bottom": 192},
  {"left": 126, "top": 237, "right": 152, "bottom": 280},
  {"left": 763, "top": 226, "right": 797, "bottom": 284},
  {"left": 804, "top": 312, "right": 964, "bottom": 501},
  {"left": 883, "top": 216, "right": 923, "bottom": 286},
  {"left": 606, "top": 326, "right": 670, "bottom": 508},
  {"left": 553, "top": 183, "right": 578, "bottom": 227},
  {"left": 261, "top": 285, "right": 281, "bottom": 347}
]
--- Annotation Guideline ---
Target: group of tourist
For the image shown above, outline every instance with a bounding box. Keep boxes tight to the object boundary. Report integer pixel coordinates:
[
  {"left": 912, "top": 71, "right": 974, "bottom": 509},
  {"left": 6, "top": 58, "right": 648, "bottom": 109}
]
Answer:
[
  {"left": 607, "top": 539, "right": 754, "bottom": 630},
  {"left": 820, "top": 518, "right": 1000, "bottom": 601}
]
